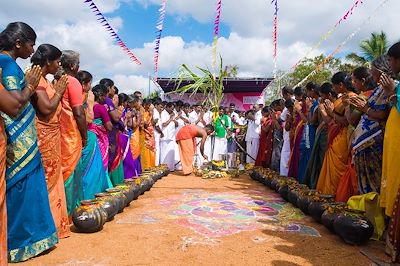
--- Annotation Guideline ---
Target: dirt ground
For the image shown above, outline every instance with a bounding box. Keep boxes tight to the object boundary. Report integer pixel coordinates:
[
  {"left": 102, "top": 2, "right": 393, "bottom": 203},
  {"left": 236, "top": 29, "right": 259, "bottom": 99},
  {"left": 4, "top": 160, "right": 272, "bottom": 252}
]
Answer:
[{"left": 20, "top": 173, "right": 391, "bottom": 266}]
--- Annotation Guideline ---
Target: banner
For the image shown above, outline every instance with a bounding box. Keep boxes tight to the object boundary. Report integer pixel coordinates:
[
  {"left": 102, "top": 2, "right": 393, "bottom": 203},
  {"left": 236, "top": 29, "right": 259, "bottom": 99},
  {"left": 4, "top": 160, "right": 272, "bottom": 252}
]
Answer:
[
  {"left": 212, "top": 0, "right": 222, "bottom": 68},
  {"left": 154, "top": 0, "right": 167, "bottom": 79},
  {"left": 83, "top": 0, "right": 141, "bottom": 65}
]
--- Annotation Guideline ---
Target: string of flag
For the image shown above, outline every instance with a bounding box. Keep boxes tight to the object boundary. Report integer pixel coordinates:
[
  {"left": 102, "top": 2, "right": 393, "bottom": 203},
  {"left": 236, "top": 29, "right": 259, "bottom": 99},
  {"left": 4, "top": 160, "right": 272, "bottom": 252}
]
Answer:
[
  {"left": 271, "top": 0, "right": 278, "bottom": 78},
  {"left": 211, "top": 0, "right": 222, "bottom": 68},
  {"left": 292, "top": 0, "right": 390, "bottom": 88},
  {"left": 154, "top": 0, "right": 167, "bottom": 79},
  {"left": 83, "top": 0, "right": 141, "bottom": 65},
  {"left": 264, "top": 0, "right": 364, "bottom": 93}
]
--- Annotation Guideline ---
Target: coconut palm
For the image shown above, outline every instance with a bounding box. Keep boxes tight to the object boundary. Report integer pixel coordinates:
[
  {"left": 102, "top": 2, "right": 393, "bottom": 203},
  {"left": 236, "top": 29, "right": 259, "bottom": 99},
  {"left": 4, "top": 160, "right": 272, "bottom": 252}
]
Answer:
[{"left": 346, "top": 31, "right": 388, "bottom": 66}]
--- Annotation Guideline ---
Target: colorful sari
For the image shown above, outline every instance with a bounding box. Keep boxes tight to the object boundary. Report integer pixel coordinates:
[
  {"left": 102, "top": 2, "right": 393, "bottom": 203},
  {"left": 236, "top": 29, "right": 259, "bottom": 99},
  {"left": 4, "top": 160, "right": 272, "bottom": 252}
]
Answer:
[
  {"left": 88, "top": 118, "right": 109, "bottom": 170},
  {"left": 0, "top": 117, "right": 7, "bottom": 265},
  {"left": 35, "top": 77, "right": 70, "bottom": 239},
  {"left": 297, "top": 100, "right": 318, "bottom": 183},
  {"left": 0, "top": 54, "right": 58, "bottom": 262},
  {"left": 130, "top": 124, "right": 143, "bottom": 176},
  {"left": 381, "top": 82, "right": 400, "bottom": 217},
  {"left": 288, "top": 104, "right": 307, "bottom": 179},
  {"left": 316, "top": 94, "right": 355, "bottom": 195},
  {"left": 270, "top": 112, "right": 283, "bottom": 172},
  {"left": 304, "top": 122, "right": 328, "bottom": 189},
  {"left": 81, "top": 131, "right": 112, "bottom": 199},
  {"left": 255, "top": 116, "right": 273, "bottom": 168},
  {"left": 60, "top": 75, "right": 84, "bottom": 215},
  {"left": 352, "top": 86, "right": 388, "bottom": 194},
  {"left": 141, "top": 110, "right": 155, "bottom": 170}
]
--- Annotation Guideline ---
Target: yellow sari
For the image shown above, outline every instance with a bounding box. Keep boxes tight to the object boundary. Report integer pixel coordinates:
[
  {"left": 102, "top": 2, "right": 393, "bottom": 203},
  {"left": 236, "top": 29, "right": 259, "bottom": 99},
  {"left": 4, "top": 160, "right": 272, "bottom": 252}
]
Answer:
[
  {"left": 141, "top": 110, "right": 155, "bottom": 170},
  {"left": 317, "top": 95, "right": 354, "bottom": 195},
  {"left": 381, "top": 107, "right": 400, "bottom": 217}
]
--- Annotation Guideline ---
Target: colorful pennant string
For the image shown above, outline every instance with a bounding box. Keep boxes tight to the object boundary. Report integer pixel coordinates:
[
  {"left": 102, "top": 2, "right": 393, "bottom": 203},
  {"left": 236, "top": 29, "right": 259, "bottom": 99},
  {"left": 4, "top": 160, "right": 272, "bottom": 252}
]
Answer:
[
  {"left": 154, "top": 0, "right": 167, "bottom": 79},
  {"left": 211, "top": 0, "right": 222, "bottom": 68},
  {"left": 83, "top": 0, "right": 141, "bottom": 65},
  {"left": 271, "top": 0, "right": 278, "bottom": 78},
  {"left": 292, "top": 0, "right": 390, "bottom": 88},
  {"left": 263, "top": 0, "right": 365, "bottom": 93}
]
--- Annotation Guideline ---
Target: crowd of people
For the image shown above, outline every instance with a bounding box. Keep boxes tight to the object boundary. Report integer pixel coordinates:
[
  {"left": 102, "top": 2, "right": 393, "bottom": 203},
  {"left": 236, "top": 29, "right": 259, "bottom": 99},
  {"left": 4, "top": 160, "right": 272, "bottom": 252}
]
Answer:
[{"left": 2, "top": 20, "right": 400, "bottom": 264}]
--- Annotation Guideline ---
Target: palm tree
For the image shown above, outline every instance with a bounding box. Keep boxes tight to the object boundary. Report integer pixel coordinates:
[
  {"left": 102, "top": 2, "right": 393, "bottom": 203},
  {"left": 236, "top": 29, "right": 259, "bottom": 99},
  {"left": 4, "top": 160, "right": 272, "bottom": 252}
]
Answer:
[{"left": 346, "top": 31, "right": 388, "bottom": 65}]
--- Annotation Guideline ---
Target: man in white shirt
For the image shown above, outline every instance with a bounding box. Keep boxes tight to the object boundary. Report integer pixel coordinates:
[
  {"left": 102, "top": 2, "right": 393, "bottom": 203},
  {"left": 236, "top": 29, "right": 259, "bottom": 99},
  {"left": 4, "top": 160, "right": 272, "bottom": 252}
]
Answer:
[
  {"left": 245, "top": 104, "right": 262, "bottom": 163},
  {"left": 280, "top": 86, "right": 294, "bottom": 176},
  {"left": 229, "top": 103, "right": 240, "bottom": 125},
  {"left": 160, "top": 102, "right": 178, "bottom": 171},
  {"left": 153, "top": 99, "right": 164, "bottom": 166}
]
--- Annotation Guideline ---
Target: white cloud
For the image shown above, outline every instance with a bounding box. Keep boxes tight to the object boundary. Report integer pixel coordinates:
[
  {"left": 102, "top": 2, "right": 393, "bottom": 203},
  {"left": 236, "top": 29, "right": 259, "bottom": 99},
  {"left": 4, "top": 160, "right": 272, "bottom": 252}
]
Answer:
[{"left": 3, "top": 0, "right": 400, "bottom": 96}]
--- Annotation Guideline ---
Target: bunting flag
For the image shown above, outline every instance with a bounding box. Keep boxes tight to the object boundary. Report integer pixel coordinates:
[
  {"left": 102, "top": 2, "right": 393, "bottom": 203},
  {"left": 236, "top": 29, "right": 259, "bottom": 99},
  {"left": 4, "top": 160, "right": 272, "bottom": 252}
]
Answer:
[
  {"left": 271, "top": 0, "right": 278, "bottom": 78},
  {"left": 292, "top": 0, "right": 390, "bottom": 88},
  {"left": 83, "top": 0, "right": 141, "bottom": 65},
  {"left": 263, "top": 0, "right": 365, "bottom": 93},
  {"left": 212, "top": 0, "right": 222, "bottom": 68},
  {"left": 154, "top": 0, "right": 167, "bottom": 79}
]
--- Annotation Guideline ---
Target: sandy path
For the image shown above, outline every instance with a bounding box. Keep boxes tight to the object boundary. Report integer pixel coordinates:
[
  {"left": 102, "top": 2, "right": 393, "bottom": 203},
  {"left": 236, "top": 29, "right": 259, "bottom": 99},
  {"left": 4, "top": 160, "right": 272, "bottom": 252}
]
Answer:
[{"left": 19, "top": 173, "right": 386, "bottom": 266}]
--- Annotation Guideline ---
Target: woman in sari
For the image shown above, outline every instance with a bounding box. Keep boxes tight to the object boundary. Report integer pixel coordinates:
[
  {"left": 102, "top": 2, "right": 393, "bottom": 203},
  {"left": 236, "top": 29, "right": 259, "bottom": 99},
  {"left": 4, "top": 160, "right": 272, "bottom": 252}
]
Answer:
[
  {"left": 129, "top": 97, "right": 143, "bottom": 176},
  {"left": 118, "top": 94, "right": 138, "bottom": 179},
  {"left": 0, "top": 22, "right": 58, "bottom": 262},
  {"left": 288, "top": 87, "right": 308, "bottom": 180},
  {"left": 380, "top": 42, "right": 400, "bottom": 262},
  {"left": 141, "top": 99, "right": 156, "bottom": 169},
  {"left": 297, "top": 82, "right": 319, "bottom": 183},
  {"left": 270, "top": 99, "right": 284, "bottom": 172},
  {"left": 316, "top": 72, "right": 357, "bottom": 195},
  {"left": 59, "top": 50, "right": 87, "bottom": 215},
  {"left": 255, "top": 107, "right": 273, "bottom": 167},
  {"left": 30, "top": 44, "right": 70, "bottom": 239},
  {"left": 78, "top": 79, "right": 111, "bottom": 199},
  {"left": 0, "top": 64, "right": 44, "bottom": 264},
  {"left": 304, "top": 83, "right": 333, "bottom": 189},
  {"left": 336, "top": 65, "right": 384, "bottom": 202}
]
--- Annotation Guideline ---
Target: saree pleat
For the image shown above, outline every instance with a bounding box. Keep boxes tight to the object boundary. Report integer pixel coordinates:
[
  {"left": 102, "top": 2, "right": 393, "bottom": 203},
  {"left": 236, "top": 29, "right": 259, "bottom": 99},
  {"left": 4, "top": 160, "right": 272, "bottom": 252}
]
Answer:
[
  {"left": 88, "top": 119, "right": 109, "bottom": 170},
  {"left": 109, "top": 130, "right": 124, "bottom": 186},
  {"left": 81, "top": 131, "right": 111, "bottom": 199},
  {"left": 255, "top": 118, "right": 273, "bottom": 168},
  {"left": 304, "top": 125, "right": 328, "bottom": 189},
  {"left": 121, "top": 131, "right": 138, "bottom": 178},
  {"left": 141, "top": 111, "right": 155, "bottom": 170},
  {"left": 130, "top": 128, "right": 142, "bottom": 175}
]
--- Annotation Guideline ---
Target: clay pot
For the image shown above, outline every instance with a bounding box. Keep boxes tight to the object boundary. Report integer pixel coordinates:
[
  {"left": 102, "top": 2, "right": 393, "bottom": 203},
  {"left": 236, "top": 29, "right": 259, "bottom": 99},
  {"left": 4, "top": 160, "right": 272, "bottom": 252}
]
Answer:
[
  {"left": 250, "top": 171, "right": 257, "bottom": 181},
  {"left": 94, "top": 193, "right": 118, "bottom": 222},
  {"left": 308, "top": 194, "right": 335, "bottom": 223},
  {"left": 333, "top": 209, "right": 374, "bottom": 245},
  {"left": 124, "top": 179, "right": 141, "bottom": 200},
  {"left": 106, "top": 188, "right": 128, "bottom": 213},
  {"left": 72, "top": 200, "right": 108, "bottom": 233},
  {"left": 321, "top": 203, "right": 347, "bottom": 233},
  {"left": 278, "top": 184, "right": 290, "bottom": 201},
  {"left": 115, "top": 184, "right": 135, "bottom": 204}
]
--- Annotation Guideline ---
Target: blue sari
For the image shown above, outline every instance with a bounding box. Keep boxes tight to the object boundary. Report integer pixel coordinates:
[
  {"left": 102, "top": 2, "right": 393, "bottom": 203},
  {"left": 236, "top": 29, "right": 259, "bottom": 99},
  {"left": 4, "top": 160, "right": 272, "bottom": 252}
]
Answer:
[
  {"left": 0, "top": 54, "right": 58, "bottom": 262},
  {"left": 297, "top": 100, "right": 319, "bottom": 183},
  {"left": 81, "top": 131, "right": 112, "bottom": 200}
]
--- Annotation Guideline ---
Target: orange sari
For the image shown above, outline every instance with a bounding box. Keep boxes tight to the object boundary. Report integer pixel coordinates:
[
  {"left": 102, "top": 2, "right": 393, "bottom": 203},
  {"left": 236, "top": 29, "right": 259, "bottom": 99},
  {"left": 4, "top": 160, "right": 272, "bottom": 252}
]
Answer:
[
  {"left": 141, "top": 110, "right": 155, "bottom": 170},
  {"left": 36, "top": 77, "right": 70, "bottom": 238},
  {"left": 317, "top": 93, "right": 356, "bottom": 195},
  {"left": 0, "top": 117, "right": 6, "bottom": 266},
  {"left": 60, "top": 76, "right": 84, "bottom": 215}
]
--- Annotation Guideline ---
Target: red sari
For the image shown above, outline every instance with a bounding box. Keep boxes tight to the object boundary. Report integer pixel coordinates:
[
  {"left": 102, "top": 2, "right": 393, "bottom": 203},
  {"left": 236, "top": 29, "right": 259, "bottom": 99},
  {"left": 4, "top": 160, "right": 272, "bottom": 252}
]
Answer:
[{"left": 255, "top": 116, "right": 273, "bottom": 167}]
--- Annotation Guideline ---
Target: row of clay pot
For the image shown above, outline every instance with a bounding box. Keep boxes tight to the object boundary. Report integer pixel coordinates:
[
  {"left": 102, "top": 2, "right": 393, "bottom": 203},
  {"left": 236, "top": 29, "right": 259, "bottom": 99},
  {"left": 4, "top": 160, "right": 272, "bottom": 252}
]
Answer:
[
  {"left": 71, "top": 166, "right": 170, "bottom": 233},
  {"left": 250, "top": 168, "right": 374, "bottom": 245}
]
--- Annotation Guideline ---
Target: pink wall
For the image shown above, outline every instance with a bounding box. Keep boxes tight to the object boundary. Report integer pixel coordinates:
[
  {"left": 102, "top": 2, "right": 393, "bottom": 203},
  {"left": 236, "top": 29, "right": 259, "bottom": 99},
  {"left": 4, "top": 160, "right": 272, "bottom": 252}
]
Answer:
[{"left": 164, "top": 92, "right": 264, "bottom": 111}]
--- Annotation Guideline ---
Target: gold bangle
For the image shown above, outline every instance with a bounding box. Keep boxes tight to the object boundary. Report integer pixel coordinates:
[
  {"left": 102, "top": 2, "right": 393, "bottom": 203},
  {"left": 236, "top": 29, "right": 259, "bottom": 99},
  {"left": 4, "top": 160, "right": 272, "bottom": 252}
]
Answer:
[{"left": 26, "top": 84, "right": 35, "bottom": 94}]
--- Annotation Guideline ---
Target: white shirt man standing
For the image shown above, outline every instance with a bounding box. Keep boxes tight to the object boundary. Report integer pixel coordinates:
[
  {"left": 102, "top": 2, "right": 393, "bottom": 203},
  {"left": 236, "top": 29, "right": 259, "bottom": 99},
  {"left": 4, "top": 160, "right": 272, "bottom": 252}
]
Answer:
[
  {"left": 245, "top": 104, "right": 262, "bottom": 164},
  {"left": 153, "top": 100, "right": 164, "bottom": 166},
  {"left": 160, "top": 102, "right": 178, "bottom": 171}
]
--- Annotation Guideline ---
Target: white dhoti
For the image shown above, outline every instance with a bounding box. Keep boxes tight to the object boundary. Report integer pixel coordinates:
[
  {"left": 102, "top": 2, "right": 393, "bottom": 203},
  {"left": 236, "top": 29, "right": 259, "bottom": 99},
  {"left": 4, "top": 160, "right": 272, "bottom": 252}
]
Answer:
[
  {"left": 155, "top": 136, "right": 160, "bottom": 166},
  {"left": 173, "top": 141, "right": 182, "bottom": 170},
  {"left": 212, "top": 137, "right": 227, "bottom": 160},
  {"left": 246, "top": 138, "right": 259, "bottom": 164},
  {"left": 160, "top": 140, "right": 176, "bottom": 171},
  {"left": 195, "top": 136, "right": 212, "bottom": 166},
  {"left": 280, "top": 130, "right": 291, "bottom": 176}
]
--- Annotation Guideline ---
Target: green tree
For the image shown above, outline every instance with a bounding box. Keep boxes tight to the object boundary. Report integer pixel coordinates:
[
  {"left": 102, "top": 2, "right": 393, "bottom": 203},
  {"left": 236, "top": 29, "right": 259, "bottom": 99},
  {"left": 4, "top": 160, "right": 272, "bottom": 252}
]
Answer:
[{"left": 346, "top": 31, "right": 388, "bottom": 65}]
